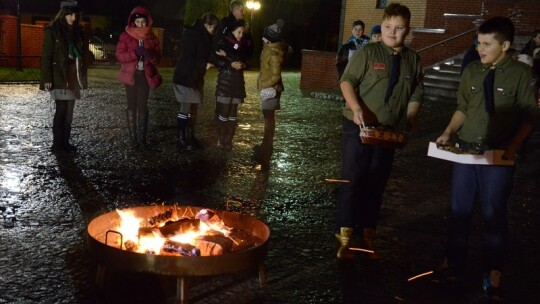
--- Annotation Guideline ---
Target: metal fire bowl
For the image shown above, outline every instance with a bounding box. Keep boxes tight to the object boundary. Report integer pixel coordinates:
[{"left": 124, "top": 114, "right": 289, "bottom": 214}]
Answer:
[{"left": 87, "top": 205, "right": 270, "bottom": 277}]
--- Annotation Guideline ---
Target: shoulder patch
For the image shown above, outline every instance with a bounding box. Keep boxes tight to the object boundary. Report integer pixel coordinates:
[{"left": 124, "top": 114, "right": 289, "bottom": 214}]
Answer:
[{"left": 529, "top": 79, "right": 537, "bottom": 87}]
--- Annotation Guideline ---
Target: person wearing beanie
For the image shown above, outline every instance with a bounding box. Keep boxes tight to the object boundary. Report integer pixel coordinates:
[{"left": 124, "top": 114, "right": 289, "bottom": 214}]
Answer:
[
  {"left": 212, "top": 19, "right": 251, "bottom": 150},
  {"left": 370, "top": 25, "right": 382, "bottom": 43},
  {"left": 336, "top": 19, "right": 370, "bottom": 79},
  {"left": 39, "top": 0, "right": 88, "bottom": 153},
  {"left": 253, "top": 19, "right": 292, "bottom": 171},
  {"left": 116, "top": 6, "right": 162, "bottom": 148},
  {"left": 173, "top": 12, "right": 220, "bottom": 151}
]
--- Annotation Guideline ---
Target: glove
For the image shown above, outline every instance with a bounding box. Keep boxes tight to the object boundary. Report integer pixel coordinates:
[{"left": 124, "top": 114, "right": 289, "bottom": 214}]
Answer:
[{"left": 135, "top": 46, "right": 145, "bottom": 57}]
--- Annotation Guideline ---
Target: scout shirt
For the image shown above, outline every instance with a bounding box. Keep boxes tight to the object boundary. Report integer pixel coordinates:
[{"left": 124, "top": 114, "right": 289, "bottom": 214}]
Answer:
[
  {"left": 340, "top": 42, "right": 424, "bottom": 128},
  {"left": 457, "top": 55, "right": 539, "bottom": 148}
]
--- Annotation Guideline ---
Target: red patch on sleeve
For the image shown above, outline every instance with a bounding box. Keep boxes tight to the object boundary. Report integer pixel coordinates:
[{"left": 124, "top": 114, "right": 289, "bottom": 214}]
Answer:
[{"left": 373, "top": 63, "right": 386, "bottom": 70}]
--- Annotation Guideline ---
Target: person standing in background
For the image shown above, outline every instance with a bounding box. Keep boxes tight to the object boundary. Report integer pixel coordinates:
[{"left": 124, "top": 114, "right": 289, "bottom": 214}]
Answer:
[
  {"left": 40, "top": 0, "right": 88, "bottom": 153},
  {"left": 173, "top": 12, "right": 219, "bottom": 151},
  {"left": 116, "top": 6, "right": 162, "bottom": 148},
  {"left": 370, "top": 25, "right": 382, "bottom": 43},
  {"left": 253, "top": 19, "right": 291, "bottom": 171},
  {"left": 336, "top": 20, "right": 370, "bottom": 79}
]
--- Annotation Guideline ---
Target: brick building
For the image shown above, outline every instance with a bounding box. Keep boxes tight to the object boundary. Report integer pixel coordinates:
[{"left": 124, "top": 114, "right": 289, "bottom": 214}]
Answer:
[{"left": 301, "top": 0, "right": 540, "bottom": 91}]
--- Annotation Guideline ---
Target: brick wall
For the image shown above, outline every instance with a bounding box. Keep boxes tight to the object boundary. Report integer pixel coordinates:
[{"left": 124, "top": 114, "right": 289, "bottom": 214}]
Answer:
[
  {"left": 0, "top": 15, "right": 44, "bottom": 68},
  {"left": 300, "top": 50, "right": 339, "bottom": 90}
]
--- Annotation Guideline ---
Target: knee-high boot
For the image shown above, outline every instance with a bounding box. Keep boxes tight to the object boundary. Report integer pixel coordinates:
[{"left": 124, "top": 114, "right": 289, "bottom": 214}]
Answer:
[
  {"left": 177, "top": 113, "right": 188, "bottom": 150},
  {"left": 224, "top": 118, "right": 237, "bottom": 151},
  {"left": 137, "top": 109, "right": 148, "bottom": 147},
  {"left": 126, "top": 109, "right": 138, "bottom": 147},
  {"left": 187, "top": 116, "right": 201, "bottom": 149},
  {"left": 216, "top": 115, "right": 228, "bottom": 148}
]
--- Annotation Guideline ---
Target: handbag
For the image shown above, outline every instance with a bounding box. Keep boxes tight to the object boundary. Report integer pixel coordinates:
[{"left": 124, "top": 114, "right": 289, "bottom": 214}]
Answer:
[{"left": 260, "top": 87, "right": 277, "bottom": 101}]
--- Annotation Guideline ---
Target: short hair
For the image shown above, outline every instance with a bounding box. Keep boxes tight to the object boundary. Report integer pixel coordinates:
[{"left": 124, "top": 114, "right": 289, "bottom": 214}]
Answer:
[
  {"left": 230, "top": 0, "right": 244, "bottom": 12},
  {"left": 352, "top": 20, "right": 365, "bottom": 30},
  {"left": 382, "top": 3, "right": 411, "bottom": 25},
  {"left": 199, "top": 12, "right": 219, "bottom": 26},
  {"left": 478, "top": 16, "right": 515, "bottom": 44}
]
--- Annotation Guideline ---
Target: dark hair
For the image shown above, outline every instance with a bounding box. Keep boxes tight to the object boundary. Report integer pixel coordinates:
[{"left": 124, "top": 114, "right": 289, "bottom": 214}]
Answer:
[
  {"left": 49, "top": 5, "right": 80, "bottom": 28},
  {"left": 225, "top": 19, "right": 246, "bottom": 35},
  {"left": 382, "top": 3, "right": 411, "bottom": 25},
  {"left": 230, "top": 0, "right": 244, "bottom": 11},
  {"left": 196, "top": 12, "right": 219, "bottom": 27},
  {"left": 478, "top": 16, "right": 515, "bottom": 44},
  {"left": 352, "top": 20, "right": 365, "bottom": 30}
]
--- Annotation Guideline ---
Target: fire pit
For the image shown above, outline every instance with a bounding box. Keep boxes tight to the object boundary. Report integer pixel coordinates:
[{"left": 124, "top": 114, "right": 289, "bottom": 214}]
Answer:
[{"left": 87, "top": 205, "right": 270, "bottom": 303}]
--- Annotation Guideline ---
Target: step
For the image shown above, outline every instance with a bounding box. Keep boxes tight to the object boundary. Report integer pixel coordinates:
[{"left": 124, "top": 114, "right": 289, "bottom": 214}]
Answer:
[
  {"left": 424, "top": 85, "right": 457, "bottom": 99},
  {"left": 424, "top": 71, "right": 461, "bottom": 82},
  {"left": 424, "top": 78, "right": 460, "bottom": 91}
]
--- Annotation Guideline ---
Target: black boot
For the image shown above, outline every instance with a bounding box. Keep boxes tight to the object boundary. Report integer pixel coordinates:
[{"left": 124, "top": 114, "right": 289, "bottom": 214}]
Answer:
[
  {"left": 63, "top": 124, "right": 76, "bottom": 152},
  {"left": 177, "top": 114, "right": 189, "bottom": 150},
  {"left": 224, "top": 119, "right": 237, "bottom": 151},
  {"left": 187, "top": 116, "right": 202, "bottom": 149},
  {"left": 216, "top": 116, "right": 228, "bottom": 149},
  {"left": 126, "top": 109, "right": 138, "bottom": 147},
  {"left": 137, "top": 110, "right": 148, "bottom": 148},
  {"left": 51, "top": 122, "right": 64, "bottom": 153}
]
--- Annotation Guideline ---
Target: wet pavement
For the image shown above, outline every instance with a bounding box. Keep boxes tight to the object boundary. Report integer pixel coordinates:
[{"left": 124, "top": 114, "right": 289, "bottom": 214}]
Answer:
[{"left": 1, "top": 68, "right": 539, "bottom": 304}]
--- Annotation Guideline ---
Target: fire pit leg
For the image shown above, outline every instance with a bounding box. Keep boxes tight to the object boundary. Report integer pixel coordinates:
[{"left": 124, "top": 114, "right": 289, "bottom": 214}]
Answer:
[
  {"left": 96, "top": 264, "right": 106, "bottom": 290},
  {"left": 176, "top": 276, "right": 189, "bottom": 304},
  {"left": 258, "top": 263, "right": 266, "bottom": 287}
]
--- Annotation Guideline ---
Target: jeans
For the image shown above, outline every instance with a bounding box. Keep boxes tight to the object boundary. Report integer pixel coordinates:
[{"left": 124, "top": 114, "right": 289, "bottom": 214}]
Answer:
[
  {"left": 446, "top": 163, "right": 514, "bottom": 273},
  {"left": 336, "top": 118, "right": 395, "bottom": 233}
]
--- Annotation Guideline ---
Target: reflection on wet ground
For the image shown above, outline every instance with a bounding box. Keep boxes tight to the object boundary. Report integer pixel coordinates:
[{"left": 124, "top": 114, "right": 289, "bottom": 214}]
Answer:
[{"left": 1, "top": 69, "right": 539, "bottom": 303}]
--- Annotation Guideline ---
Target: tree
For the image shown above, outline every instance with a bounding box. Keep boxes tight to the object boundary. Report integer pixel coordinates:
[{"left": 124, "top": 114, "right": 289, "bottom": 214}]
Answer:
[{"left": 184, "top": 0, "right": 229, "bottom": 25}]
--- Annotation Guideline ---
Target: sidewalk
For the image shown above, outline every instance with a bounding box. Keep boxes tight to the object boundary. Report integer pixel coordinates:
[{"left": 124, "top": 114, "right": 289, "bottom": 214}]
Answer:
[{"left": 1, "top": 69, "right": 539, "bottom": 303}]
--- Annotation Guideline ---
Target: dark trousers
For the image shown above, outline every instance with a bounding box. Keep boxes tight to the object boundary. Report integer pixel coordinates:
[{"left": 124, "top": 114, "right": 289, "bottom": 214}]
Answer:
[
  {"left": 336, "top": 118, "right": 395, "bottom": 233},
  {"left": 53, "top": 99, "right": 75, "bottom": 147},
  {"left": 125, "top": 71, "right": 150, "bottom": 145},
  {"left": 446, "top": 163, "right": 514, "bottom": 273}
]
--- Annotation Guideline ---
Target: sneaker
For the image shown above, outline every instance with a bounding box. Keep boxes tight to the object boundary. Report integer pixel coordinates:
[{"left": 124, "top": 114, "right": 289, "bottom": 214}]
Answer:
[
  {"left": 482, "top": 270, "right": 503, "bottom": 301},
  {"left": 430, "top": 259, "right": 458, "bottom": 284}
]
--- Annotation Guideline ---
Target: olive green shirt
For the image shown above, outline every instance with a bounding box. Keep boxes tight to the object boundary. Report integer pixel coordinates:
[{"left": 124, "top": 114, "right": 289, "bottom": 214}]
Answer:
[
  {"left": 457, "top": 55, "right": 539, "bottom": 147},
  {"left": 340, "top": 42, "right": 424, "bottom": 127}
]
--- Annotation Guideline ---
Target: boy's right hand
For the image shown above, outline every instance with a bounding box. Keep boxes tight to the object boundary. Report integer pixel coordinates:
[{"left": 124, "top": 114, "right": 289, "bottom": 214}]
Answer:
[
  {"left": 435, "top": 132, "right": 452, "bottom": 146},
  {"left": 353, "top": 109, "right": 378, "bottom": 126}
]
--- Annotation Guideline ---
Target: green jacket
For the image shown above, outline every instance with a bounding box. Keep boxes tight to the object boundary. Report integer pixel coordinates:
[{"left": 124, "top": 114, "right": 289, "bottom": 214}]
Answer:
[
  {"left": 340, "top": 42, "right": 424, "bottom": 127},
  {"left": 457, "top": 55, "right": 539, "bottom": 147},
  {"left": 40, "top": 24, "right": 88, "bottom": 91}
]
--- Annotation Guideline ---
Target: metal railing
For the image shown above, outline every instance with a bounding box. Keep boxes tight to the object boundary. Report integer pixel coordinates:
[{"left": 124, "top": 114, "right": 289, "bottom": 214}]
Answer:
[{"left": 416, "top": 12, "right": 523, "bottom": 54}]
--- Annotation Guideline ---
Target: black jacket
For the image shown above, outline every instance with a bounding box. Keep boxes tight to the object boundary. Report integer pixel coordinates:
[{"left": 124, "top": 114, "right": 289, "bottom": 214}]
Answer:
[
  {"left": 173, "top": 24, "right": 214, "bottom": 90},
  {"left": 212, "top": 35, "right": 251, "bottom": 99}
]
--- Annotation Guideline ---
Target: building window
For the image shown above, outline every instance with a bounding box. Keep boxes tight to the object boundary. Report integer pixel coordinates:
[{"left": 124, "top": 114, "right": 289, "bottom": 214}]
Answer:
[{"left": 376, "top": 0, "right": 387, "bottom": 9}]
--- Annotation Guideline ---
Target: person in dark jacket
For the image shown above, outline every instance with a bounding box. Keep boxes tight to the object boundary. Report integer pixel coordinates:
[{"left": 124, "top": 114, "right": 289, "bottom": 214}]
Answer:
[
  {"left": 213, "top": 19, "right": 251, "bottom": 150},
  {"left": 173, "top": 12, "right": 219, "bottom": 150},
  {"left": 214, "top": 0, "right": 253, "bottom": 59},
  {"left": 116, "top": 6, "right": 162, "bottom": 148},
  {"left": 520, "top": 29, "right": 540, "bottom": 78},
  {"left": 40, "top": 0, "right": 88, "bottom": 153},
  {"left": 336, "top": 20, "right": 370, "bottom": 79}
]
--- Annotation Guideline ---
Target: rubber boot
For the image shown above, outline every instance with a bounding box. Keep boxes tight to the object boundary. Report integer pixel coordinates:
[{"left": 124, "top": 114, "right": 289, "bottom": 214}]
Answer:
[
  {"left": 216, "top": 116, "right": 228, "bottom": 149},
  {"left": 224, "top": 120, "right": 237, "bottom": 151},
  {"left": 51, "top": 119, "right": 64, "bottom": 152},
  {"left": 335, "top": 227, "right": 354, "bottom": 259},
  {"left": 126, "top": 109, "right": 138, "bottom": 147},
  {"left": 360, "top": 228, "right": 380, "bottom": 260},
  {"left": 187, "top": 116, "right": 201, "bottom": 149},
  {"left": 177, "top": 115, "right": 189, "bottom": 150}
]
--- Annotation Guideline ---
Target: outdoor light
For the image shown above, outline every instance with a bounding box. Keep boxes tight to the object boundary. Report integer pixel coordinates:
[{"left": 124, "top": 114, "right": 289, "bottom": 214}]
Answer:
[{"left": 246, "top": 1, "right": 261, "bottom": 11}]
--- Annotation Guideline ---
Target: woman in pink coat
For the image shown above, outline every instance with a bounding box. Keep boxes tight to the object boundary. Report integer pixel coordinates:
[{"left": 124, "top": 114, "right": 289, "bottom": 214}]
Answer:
[{"left": 116, "top": 6, "right": 162, "bottom": 148}]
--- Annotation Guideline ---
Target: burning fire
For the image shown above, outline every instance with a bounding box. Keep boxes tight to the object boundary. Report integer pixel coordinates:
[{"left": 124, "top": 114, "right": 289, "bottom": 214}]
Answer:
[{"left": 111, "top": 207, "right": 235, "bottom": 256}]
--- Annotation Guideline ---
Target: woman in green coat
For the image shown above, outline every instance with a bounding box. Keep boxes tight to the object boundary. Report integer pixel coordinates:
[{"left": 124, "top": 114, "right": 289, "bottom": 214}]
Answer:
[{"left": 40, "top": 1, "right": 88, "bottom": 153}]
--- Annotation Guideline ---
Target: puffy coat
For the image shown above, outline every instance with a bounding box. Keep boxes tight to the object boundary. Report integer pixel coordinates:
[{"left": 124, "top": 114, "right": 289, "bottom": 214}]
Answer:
[
  {"left": 116, "top": 6, "right": 162, "bottom": 89},
  {"left": 40, "top": 23, "right": 88, "bottom": 91},
  {"left": 213, "top": 36, "right": 251, "bottom": 99},
  {"left": 173, "top": 23, "right": 214, "bottom": 91},
  {"left": 257, "top": 41, "right": 290, "bottom": 92}
]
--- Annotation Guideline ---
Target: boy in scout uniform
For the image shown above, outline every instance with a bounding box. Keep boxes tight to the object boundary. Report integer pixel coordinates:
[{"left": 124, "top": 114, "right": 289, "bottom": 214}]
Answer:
[
  {"left": 336, "top": 2, "right": 424, "bottom": 260},
  {"left": 433, "top": 16, "right": 539, "bottom": 300}
]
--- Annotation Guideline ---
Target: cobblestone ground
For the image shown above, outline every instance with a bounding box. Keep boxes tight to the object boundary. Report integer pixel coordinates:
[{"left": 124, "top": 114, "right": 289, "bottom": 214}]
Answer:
[{"left": 1, "top": 68, "right": 539, "bottom": 304}]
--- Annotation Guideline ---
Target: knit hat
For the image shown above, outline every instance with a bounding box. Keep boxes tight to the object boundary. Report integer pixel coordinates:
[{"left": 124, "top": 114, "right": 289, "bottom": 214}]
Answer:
[
  {"left": 263, "top": 19, "right": 285, "bottom": 43},
  {"left": 60, "top": 1, "right": 80, "bottom": 13},
  {"left": 370, "top": 25, "right": 381, "bottom": 37}
]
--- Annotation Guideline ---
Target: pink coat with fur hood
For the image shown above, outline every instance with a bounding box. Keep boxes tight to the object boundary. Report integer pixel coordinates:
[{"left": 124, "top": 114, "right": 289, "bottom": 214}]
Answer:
[{"left": 116, "top": 6, "right": 162, "bottom": 89}]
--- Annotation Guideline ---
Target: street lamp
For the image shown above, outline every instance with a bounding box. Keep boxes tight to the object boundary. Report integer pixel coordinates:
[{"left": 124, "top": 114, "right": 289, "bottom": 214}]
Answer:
[{"left": 245, "top": 0, "right": 261, "bottom": 28}]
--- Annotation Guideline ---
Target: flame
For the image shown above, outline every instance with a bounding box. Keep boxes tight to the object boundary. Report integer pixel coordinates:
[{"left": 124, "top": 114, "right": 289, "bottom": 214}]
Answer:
[{"left": 111, "top": 208, "right": 233, "bottom": 255}]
